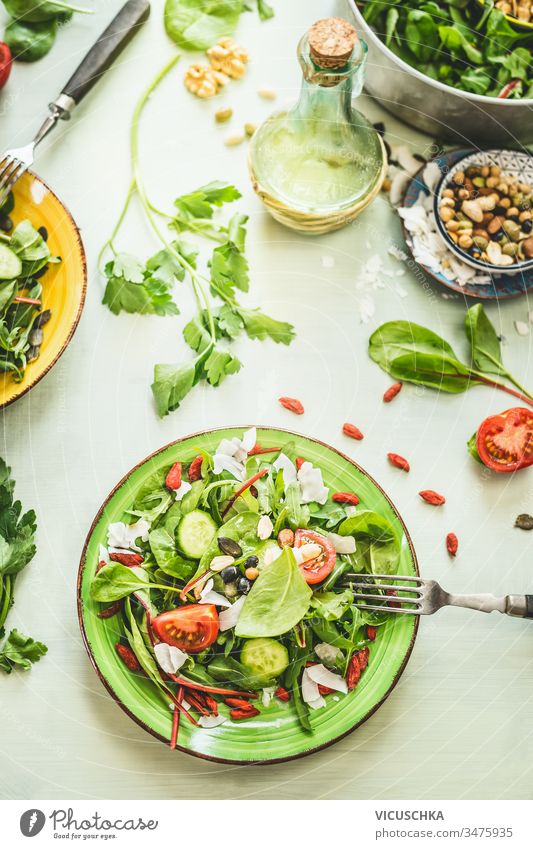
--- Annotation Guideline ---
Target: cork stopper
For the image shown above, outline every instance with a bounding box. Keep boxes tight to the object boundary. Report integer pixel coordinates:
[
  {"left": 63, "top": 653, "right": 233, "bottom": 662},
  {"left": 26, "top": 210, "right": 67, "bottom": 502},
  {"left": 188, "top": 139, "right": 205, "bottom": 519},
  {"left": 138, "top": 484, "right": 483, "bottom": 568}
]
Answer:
[{"left": 308, "top": 17, "right": 358, "bottom": 70}]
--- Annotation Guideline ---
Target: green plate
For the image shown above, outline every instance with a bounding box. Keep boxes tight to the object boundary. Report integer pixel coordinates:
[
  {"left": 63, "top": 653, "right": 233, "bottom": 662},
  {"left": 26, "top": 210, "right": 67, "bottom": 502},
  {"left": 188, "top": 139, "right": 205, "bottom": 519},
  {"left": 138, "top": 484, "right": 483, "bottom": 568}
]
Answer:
[{"left": 77, "top": 427, "right": 419, "bottom": 764}]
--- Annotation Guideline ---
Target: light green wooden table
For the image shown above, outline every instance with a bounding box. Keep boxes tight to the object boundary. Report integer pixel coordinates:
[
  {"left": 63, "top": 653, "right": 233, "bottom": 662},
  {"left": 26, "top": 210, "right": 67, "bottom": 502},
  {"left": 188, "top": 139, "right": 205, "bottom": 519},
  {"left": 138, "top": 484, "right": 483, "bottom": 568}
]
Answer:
[{"left": 1, "top": 0, "right": 532, "bottom": 801}]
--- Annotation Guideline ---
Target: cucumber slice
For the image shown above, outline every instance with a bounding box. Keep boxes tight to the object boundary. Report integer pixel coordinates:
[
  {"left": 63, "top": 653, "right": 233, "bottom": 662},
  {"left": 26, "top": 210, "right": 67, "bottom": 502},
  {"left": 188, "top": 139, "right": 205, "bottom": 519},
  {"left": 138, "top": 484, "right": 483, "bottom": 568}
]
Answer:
[
  {"left": 241, "top": 638, "right": 289, "bottom": 684},
  {"left": 0, "top": 244, "right": 22, "bottom": 280},
  {"left": 177, "top": 509, "right": 217, "bottom": 559}
]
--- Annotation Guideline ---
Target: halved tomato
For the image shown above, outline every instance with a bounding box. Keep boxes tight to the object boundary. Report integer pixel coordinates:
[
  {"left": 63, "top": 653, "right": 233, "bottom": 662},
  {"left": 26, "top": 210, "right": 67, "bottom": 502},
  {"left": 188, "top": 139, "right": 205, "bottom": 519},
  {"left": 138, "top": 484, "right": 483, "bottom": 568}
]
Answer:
[
  {"left": 152, "top": 604, "right": 219, "bottom": 653},
  {"left": 294, "top": 529, "right": 336, "bottom": 585},
  {"left": 476, "top": 407, "right": 533, "bottom": 473}
]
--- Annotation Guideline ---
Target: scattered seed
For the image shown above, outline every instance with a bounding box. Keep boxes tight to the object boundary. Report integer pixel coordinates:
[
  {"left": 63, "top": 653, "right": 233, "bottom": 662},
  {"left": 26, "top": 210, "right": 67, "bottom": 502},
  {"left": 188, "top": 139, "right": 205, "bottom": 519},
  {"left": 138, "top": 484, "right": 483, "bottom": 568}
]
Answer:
[
  {"left": 515, "top": 513, "right": 533, "bottom": 530},
  {"left": 387, "top": 452, "right": 410, "bottom": 472},
  {"left": 279, "top": 396, "right": 304, "bottom": 415},
  {"left": 224, "top": 132, "right": 245, "bottom": 147},
  {"left": 446, "top": 532, "right": 458, "bottom": 556},
  {"left": 515, "top": 320, "right": 530, "bottom": 336},
  {"left": 210, "top": 555, "right": 235, "bottom": 572},
  {"left": 218, "top": 537, "right": 243, "bottom": 558},
  {"left": 258, "top": 86, "right": 276, "bottom": 99},
  {"left": 215, "top": 107, "right": 233, "bottom": 123},
  {"left": 244, "top": 122, "right": 256, "bottom": 137},
  {"left": 383, "top": 382, "right": 402, "bottom": 403},
  {"left": 419, "top": 489, "right": 446, "bottom": 506},
  {"left": 33, "top": 309, "right": 52, "bottom": 328}
]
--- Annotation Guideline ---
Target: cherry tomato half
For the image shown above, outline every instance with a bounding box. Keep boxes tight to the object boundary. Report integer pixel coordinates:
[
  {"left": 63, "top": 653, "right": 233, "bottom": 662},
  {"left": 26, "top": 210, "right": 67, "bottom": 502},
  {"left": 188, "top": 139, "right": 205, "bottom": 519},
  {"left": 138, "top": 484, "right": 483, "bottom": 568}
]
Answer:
[
  {"left": 476, "top": 407, "right": 533, "bottom": 474},
  {"left": 0, "top": 43, "right": 12, "bottom": 90},
  {"left": 152, "top": 604, "right": 219, "bottom": 653},
  {"left": 294, "top": 529, "right": 336, "bottom": 585}
]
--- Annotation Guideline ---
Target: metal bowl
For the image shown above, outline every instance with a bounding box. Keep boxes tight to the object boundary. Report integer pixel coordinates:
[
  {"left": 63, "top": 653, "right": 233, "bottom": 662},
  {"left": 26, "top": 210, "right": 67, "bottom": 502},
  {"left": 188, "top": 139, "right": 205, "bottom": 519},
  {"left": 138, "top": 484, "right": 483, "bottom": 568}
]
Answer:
[{"left": 345, "top": 0, "right": 533, "bottom": 145}]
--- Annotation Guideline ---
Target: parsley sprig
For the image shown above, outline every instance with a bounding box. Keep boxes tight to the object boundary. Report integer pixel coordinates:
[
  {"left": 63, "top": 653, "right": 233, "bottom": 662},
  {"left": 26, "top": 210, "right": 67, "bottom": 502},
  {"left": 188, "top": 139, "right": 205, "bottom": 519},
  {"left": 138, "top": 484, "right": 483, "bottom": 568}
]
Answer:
[
  {"left": 0, "top": 458, "right": 47, "bottom": 673},
  {"left": 99, "top": 54, "right": 295, "bottom": 417}
]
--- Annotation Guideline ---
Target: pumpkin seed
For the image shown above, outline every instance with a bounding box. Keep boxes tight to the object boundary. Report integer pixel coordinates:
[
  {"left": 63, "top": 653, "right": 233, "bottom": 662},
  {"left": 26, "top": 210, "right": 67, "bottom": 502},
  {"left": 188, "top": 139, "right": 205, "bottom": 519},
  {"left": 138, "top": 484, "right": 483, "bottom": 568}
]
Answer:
[
  {"left": 515, "top": 513, "right": 533, "bottom": 530},
  {"left": 218, "top": 536, "right": 243, "bottom": 558}
]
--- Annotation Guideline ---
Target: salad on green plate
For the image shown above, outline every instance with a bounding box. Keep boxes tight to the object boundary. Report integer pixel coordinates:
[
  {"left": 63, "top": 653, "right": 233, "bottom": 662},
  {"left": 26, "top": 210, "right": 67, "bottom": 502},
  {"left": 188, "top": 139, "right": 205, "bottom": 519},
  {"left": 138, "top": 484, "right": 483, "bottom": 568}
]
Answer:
[{"left": 78, "top": 427, "right": 418, "bottom": 763}]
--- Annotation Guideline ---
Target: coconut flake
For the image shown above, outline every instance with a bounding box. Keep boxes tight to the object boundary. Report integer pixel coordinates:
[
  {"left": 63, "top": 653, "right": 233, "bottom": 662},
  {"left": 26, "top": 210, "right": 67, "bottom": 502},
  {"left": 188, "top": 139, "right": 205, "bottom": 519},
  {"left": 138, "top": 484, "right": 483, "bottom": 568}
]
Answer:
[
  {"left": 199, "top": 577, "right": 232, "bottom": 608},
  {"left": 154, "top": 643, "right": 188, "bottom": 674},
  {"left": 422, "top": 160, "right": 442, "bottom": 194},
  {"left": 326, "top": 531, "right": 356, "bottom": 554},
  {"left": 297, "top": 461, "right": 328, "bottom": 505},
  {"left": 199, "top": 714, "right": 227, "bottom": 728},
  {"left": 219, "top": 594, "right": 246, "bottom": 631},
  {"left": 264, "top": 543, "right": 282, "bottom": 566},
  {"left": 107, "top": 519, "right": 151, "bottom": 551},
  {"left": 272, "top": 453, "right": 297, "bottom": 486},
  {"left": 98, "top": 544, "right": 109, "bottom": 564},
  {"left": 257, "top": 514, "right": 273, "bottom": 540},
  {"left": 393, "top": 145, "right": 423, "bottom": 177},
  {"left": 315, "top": 643, "right": 342, "bottom": 665},
  {"left": 321, "top": 255, "right": 335, "bottom": 268},
  {"left": 388, "top": 244, "right": 408, "bottom": 262},
  {"left": 515, "top": 320, "right": 530, "bottom": 336},
  {"left": 301, "top": 668, "right": 326, "bottom": 710},
  {"left": 262, "top": 686, "right": 276, "bottom": 707},
  {"left": 306, "top": 663, "right": 348, "bottom": 694},
  {"left": 213, "top": 452, "right": 245, "bottom": 480},
  {"left": 173, "top": 480, "right": 192, "bottom": 501}
]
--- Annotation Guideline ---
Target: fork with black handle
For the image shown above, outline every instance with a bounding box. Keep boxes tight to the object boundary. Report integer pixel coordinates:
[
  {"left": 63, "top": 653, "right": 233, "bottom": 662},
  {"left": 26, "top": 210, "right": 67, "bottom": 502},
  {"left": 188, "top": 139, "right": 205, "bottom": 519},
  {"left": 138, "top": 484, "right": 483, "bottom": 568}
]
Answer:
[
  {"left": 339, "top": 573, "right": 533, "bottom": 618},
  {"left": 0, "top": 0, "right": 151, "bottom": 208}
]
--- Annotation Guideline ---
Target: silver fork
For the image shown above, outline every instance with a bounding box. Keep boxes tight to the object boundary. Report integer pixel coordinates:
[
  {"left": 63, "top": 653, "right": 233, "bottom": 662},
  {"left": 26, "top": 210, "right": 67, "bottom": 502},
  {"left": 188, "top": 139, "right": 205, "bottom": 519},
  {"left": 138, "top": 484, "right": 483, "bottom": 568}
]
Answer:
[
  {"left": 0, "top": 0, "right": 150, "bottom": 209},
  {"left": 340, "top": 573, "right": 533, "bottom": 619}
]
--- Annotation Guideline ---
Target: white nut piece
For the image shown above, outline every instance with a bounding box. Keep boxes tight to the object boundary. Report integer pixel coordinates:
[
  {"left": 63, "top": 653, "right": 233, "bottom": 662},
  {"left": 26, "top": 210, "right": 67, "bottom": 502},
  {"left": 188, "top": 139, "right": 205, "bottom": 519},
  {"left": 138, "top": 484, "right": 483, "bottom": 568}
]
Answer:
[
  {"left": 210, "top": 555, "right": 235, "bottom": 572},
  {"left": 298, "top": 542, "right": 322, "bottom": 562},
  {"left": 257, "top": 515, "right": 274, "bottom": 540}
]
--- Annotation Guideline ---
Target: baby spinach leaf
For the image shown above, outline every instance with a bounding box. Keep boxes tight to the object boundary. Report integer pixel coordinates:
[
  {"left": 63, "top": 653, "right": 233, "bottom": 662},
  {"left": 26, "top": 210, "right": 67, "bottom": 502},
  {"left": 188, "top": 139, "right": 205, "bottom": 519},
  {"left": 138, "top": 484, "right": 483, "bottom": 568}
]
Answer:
[
  {"left": 285, "top": 481, "right": 310, "bottom": 530},
  {"left": 0, "top": 628, "right": 47, "bottom": 672},
  {"left": 198, "top": 511, "right": 260, "bottom": 572},
  {"left": 236, "top": 548, "right": 312, "bottom": 638},
  {"left": 386, "top": 351, "right": 473, "bottom": 393},
  {"left": 368, "top": 320, "right": 458, "bottom": 371},
  {"left": 339, "top": 511, "right": 400, "bottom": 575},
  {"left": 148, "top": 528, "right": 196, "bottom": 581},
  {"left": 4, "top": 18, "right": 56, "bottom": 61},
  {"left": 164, "top": 0, "right": 247, "bottom": 50},
  {"left": 3, "top": 1, "right": 90, "bottom": 22},
  {"left": 255, "top": 0, "right": 274, "bottom": 21},
  {"left": 91, "top": 563, "right": 152, "bottom": 602},
  {"left": 465, "top": 304, "right": 503, "bottom": 375}
]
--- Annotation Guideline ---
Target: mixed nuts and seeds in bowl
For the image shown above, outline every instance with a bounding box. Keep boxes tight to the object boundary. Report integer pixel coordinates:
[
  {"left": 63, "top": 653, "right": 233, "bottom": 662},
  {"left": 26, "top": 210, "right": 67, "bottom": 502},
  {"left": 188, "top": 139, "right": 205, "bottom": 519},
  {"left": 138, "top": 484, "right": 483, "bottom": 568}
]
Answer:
[{"left": 434, "top": 150, "right": 533, "bottom": 275}]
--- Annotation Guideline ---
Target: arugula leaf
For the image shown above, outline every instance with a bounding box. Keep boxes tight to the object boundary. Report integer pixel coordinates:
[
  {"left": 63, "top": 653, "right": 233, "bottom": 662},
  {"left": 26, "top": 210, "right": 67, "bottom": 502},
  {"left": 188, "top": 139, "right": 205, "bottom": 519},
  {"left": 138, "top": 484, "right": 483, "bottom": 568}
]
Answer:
[
  {"left": 102, "top": 251, "right": 181, "bottom": 317},
  {"left": 255, "top": 0, "right": 274, "bottom": 21},
  {"left": 236, "top": 548, "right": 312, "bottom": 638},
  {"left": 0, "top": 628, "right": 47, "bottom": 673}
]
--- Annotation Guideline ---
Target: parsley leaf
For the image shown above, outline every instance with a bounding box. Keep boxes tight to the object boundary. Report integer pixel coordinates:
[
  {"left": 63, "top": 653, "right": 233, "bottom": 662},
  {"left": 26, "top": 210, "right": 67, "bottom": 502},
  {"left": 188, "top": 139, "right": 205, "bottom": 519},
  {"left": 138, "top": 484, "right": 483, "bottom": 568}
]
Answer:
[
  {"left": 102, "top": 250, "right": 182, "bottom": 317},
  {"left": 173, "top": 181, "right": 241, "bottom": 229},
  {"left": 0, "top": 629, "right": 47, "bottom": 673},
  {"left": 0, "top": 460, "right": 46, "bottom": 673},
  {"left": 238, "top": 307, "right": 295, "bottom": 344},
  {"left": 151, "top": 362, "right": 196, "bottom": 416}
]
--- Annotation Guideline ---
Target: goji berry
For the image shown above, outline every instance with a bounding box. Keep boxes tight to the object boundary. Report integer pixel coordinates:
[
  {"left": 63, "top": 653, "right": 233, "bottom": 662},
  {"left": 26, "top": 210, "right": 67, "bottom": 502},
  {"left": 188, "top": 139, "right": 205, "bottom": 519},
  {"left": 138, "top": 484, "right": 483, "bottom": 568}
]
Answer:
[
  {"left": 98, "top": 601, "right": 123, "bottom": 619},
  {"left": 385, "top": 588, "right": 401, "bottom": 609},
  {"left": 383, "top": 382, "right": 402, "bottom": 403},
  {"left": 188, "top": 455, "right": 203, "bottom": 481},
  {"left": 342, "top": 422, "right": 364, "bottom": 440},
  {"left": 230, "top": 706, "right": 260, "bottom": 720},
  {"left": 332, "top": 492, "right": 360, "bottom": 505},
  {"left": 204, "top": 695, "right": 219, "bottom": 715},
  {"left": 109, "top": 551, "right": 144, "bottom": 567},
  {"left": 419, "top": 489, "right": 446, "bottom": 506},
  {"left": 275, "top": 686, "right": 290, "bottom": 702},
  {"left": 279, "top": 396, "right": 304, "bottom": 415},
  {"left": 346, "top": 654, "right": 361, "bottom": 690},
  {"left": 115, "top": 643, "right": 141, "bottom": 672},
  {"left": 387, "top": 452, "right": 410, "bottom": 472},
  {"left": 295, "top": 456, "right": 306, "bottom": 471},
  {"left": 358, "top": 646, "right": 369, "bottom": 671},
  {"left": 97, "top": 559, "right": 107, "bottom": 572},
  {"left": 306, "top": 661, "right": 334, "bottom": 695},
  {"left": 366, "top": 625, "right": 377, "bottom": 641},
  {"left": 165, "top": 461, "right": 182, "bottom": 490},
  {"left": 446, "top": 532, "right": 458, "bottom": 557},
  {"left": 224, "top": 697, "right": 253, "bottom": 709}
]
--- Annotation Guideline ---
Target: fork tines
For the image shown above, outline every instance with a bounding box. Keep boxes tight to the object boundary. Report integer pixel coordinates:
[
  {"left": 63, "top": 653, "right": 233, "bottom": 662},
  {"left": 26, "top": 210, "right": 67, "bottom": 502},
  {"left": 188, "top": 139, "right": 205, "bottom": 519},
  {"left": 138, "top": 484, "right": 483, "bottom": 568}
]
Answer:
[
  {"left": 0, "top": 156, "right": 25, "bottom": 207},
  {"left": 342, "top": 572, "right": 423, "bottom": 614}
]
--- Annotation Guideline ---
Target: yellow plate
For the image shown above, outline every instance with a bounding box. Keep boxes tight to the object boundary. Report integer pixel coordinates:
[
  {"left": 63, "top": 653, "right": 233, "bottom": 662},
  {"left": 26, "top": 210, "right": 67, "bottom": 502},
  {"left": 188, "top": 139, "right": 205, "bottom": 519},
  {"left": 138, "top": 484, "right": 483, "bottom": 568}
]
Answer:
[{"left": 0, "top": 170, "right": 87, "bottom": 410}]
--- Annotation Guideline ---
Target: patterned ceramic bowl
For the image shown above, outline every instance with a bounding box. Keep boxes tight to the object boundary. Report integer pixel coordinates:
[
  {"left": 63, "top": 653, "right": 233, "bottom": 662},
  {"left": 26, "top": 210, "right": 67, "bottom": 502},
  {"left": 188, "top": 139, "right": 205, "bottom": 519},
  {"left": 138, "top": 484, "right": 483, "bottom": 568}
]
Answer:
[{"left": 434, "top": 149, "right": 533, "bottom": 277}]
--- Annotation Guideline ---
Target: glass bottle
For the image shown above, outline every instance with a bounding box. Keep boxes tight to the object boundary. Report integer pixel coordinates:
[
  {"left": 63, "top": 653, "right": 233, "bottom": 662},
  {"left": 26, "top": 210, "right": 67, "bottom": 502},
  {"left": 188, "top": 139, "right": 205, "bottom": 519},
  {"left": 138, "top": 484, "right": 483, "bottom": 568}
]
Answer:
[{"left": 249, "top": 17, "right": 386, "bottom": 234}]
